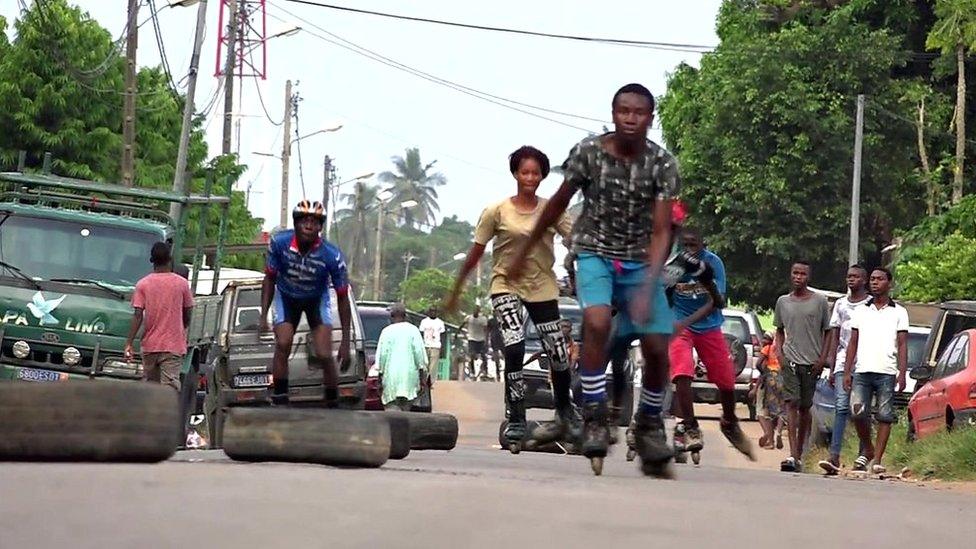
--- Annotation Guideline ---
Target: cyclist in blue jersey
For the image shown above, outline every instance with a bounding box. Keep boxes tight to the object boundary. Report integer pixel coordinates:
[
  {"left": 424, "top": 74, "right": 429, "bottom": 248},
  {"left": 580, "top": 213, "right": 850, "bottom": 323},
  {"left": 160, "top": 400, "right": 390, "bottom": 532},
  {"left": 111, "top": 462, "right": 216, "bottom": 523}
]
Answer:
[{"left": 260, "top": 200, "right": 352, "bottom": 406}]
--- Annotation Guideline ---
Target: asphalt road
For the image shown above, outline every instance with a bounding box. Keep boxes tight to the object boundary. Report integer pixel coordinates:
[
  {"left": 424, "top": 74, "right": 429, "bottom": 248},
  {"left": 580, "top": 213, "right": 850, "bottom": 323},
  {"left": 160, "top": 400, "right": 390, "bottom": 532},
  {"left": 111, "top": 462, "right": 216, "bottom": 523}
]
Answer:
[{"left": 2, "top": 381, "right": 973, "bottom": 549}]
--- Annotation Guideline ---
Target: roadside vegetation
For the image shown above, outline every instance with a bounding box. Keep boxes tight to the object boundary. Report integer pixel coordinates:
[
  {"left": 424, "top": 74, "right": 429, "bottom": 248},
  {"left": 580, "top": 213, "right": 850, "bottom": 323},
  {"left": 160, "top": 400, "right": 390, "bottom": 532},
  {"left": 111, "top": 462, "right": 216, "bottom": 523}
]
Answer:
[{"left": 804, "top": 421, "right": 976, "bottom": 481}]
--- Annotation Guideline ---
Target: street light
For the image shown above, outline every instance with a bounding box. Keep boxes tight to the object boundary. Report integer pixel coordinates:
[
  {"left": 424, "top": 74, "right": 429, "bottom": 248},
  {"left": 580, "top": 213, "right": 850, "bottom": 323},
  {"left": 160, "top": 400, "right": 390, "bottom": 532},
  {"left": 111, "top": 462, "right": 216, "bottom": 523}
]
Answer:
[
  {"left": 372, "top": 196, "right": 417, "bottom": 300},
  {"left": 436, "top": 252, "right": 467, "bottom": 269}
]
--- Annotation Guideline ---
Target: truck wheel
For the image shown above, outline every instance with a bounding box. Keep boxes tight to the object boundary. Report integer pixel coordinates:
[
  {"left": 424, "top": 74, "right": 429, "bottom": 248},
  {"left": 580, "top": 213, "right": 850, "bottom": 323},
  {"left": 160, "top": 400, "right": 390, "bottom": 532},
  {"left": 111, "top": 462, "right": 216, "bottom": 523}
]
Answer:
[
  {"left": 223, "top": 408, "right": 390, "bottom": 467},
  {"left": 385, "top": 411, "right": 459, "bottom": 450},
  {"left": 0, "top": 382, "right": 180, "bottom": 462}
]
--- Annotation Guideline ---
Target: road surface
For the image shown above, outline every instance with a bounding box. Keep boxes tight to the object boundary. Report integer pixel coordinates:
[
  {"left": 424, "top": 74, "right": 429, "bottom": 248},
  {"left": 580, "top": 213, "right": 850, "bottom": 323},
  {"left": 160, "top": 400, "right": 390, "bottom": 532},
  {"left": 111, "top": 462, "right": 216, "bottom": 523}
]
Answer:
[{"left": 1, "top": 381, "right": 973, "bottom": 548}]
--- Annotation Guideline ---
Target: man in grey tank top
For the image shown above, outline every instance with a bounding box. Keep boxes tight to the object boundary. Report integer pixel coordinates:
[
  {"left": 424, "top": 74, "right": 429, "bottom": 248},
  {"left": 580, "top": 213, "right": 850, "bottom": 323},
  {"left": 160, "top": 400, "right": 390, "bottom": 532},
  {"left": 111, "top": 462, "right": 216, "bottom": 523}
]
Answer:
[{"left": 773, "top": 261, "right": 830, "bottom": 473}]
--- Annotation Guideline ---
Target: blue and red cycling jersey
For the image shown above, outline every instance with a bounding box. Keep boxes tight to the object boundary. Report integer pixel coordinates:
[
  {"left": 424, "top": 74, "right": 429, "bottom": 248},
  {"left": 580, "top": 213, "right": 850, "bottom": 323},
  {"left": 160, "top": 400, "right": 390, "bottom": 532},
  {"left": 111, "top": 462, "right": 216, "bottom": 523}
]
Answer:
[{"left": 266, "top": 230, "right": 349, "bottom": 300}]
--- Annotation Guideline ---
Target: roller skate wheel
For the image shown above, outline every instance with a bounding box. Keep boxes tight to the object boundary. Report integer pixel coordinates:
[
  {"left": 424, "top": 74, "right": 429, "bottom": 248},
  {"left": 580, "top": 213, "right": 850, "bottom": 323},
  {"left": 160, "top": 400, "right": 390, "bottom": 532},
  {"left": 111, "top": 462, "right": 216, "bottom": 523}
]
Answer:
[
  {"left": 674, "top": 451, "right": 688, "bottom": 464},
  {"left": 691, "top": 451, "right": 701, "bottom": 465},
  {"left": 626, "top": 448, "right": 636, "bottom": 462},
  {"left": 590, "top": 456, "right": 604, "bottom": 476},
  {"left": 508, "top": 442, "right": 522, "bottom": 454}
]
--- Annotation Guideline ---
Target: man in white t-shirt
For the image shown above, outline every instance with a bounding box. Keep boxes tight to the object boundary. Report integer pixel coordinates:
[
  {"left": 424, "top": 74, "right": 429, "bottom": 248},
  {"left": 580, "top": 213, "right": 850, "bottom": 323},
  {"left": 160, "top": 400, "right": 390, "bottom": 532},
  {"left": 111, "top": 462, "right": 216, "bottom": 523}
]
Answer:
[
  {"left": 819, "top": 265, "right": 869, "bottom": 475},
  {"left": 419, "top": 306, "right": 446, "bottom": 383},
  {"left": 843, "top": 268, "right": 908, "bottom": 475}
]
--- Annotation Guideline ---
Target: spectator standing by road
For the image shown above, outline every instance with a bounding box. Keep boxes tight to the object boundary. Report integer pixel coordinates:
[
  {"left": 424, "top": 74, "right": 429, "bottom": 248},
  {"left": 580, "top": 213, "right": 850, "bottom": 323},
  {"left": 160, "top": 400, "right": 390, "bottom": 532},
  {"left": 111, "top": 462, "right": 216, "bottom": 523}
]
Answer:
[
  {"left": 419, "top": 306, "right": 446, "bottom": 383},
  {"left": 377, "top": 304, "right": 428, "bottom": 411},
  {"left": 774, "top": 261, "right": 830, "bottom": 473},
  {"left": 818, "top": 265, "right": 870, "bottom": 475},
  {"left": 124, "top": 242, "right": 194, "bottom": 392},
  {"left": 461, "top": 305, "right": 490, "bottom": 380},
  {"left": 754, "top": 332, "right": 786, "bottom": 450},
  {"left": 843, "top": 268, "right": 908, "bottom": 475}
]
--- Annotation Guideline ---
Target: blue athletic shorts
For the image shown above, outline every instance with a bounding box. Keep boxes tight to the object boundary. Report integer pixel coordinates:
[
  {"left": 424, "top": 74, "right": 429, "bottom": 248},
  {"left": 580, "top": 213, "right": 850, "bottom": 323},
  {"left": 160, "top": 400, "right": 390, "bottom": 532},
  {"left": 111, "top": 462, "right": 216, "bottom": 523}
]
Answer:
[
  {"left": 575, "top": 252, "right": 673, "bottom": 336},
  {"left": 272, "top": 291, "right": 332, "bottom": 328}
]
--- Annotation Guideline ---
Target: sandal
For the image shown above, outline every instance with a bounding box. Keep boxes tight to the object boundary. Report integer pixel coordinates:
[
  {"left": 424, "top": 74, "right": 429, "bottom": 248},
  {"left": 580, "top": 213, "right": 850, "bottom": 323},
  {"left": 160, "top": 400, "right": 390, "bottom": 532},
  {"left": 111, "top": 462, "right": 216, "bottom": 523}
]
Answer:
[{"left": 852, "top": 455, "right": 870, "bottom": 472}]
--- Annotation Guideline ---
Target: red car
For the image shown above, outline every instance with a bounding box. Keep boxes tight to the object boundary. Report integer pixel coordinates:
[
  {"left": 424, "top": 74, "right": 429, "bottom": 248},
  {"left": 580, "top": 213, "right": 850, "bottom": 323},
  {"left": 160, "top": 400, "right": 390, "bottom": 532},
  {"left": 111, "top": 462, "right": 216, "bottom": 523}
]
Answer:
[{"left": 908, "top": 328, "right": 976, "bottom": 440}]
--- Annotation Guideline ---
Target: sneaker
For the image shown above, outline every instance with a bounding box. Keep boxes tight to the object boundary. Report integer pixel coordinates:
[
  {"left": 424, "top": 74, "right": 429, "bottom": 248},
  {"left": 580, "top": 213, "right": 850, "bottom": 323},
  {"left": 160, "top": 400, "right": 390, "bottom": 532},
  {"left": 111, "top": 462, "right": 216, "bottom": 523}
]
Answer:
[
  {"left": 818, "top": 459, "right": 840, "bottom": 476},
  {"left": 871, "top": 463, "right": 887, "bottom": 475},
  {"left": 852, "top": 455, "right": 870, "bottom": 472},
  {"left": 780, "top": 457, "right": 797, "bottom": 472}
]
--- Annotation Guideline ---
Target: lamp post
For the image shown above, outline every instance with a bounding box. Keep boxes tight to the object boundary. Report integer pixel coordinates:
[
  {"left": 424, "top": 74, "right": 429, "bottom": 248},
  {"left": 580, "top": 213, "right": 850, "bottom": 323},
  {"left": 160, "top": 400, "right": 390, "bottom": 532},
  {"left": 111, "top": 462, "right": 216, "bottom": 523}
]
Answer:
[
  {"left": 372, "top": 195, "right": 417, "bottom": 300},
  {"left": 325, "top": 171, "right": 374, "bottom": 240}
]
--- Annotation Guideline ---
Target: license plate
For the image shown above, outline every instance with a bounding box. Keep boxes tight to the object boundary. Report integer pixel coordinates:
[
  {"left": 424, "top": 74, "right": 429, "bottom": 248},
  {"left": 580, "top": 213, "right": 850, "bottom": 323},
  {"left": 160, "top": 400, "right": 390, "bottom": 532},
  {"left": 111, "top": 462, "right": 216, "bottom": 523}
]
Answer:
[
  {"left": 234, "top": 373, "right": 271, "bottom": 388},
  {"left": 17, "top": 368, "right": 66, "bottom": 382}
]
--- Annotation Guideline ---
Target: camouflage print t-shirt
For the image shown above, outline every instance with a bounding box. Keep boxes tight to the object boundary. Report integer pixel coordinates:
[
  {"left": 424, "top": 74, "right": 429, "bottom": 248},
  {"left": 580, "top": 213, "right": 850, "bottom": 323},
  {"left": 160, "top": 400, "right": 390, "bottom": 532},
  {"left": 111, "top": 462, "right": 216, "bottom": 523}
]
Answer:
[{"left": 561, "top": 134, "right": 681, "bottom": 261}]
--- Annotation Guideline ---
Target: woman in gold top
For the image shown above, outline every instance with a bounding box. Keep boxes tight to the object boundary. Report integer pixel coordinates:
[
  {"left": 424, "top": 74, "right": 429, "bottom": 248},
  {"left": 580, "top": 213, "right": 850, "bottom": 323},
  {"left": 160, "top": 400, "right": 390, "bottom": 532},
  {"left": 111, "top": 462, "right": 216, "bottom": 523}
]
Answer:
[{"left": 446, "top": 146, "right": 574, "bottom": 452}]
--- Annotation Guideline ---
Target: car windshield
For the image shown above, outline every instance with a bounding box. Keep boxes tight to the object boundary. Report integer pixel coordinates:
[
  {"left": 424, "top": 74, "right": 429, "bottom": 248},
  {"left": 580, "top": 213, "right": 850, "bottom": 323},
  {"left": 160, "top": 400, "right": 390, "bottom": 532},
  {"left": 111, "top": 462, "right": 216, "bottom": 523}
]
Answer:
[
  {"left": 0, "top": 213, "right": 159, "bottom": 287},
  {"left": 360, "top": 309, "right": 390, "bottom": 344},
  {"left": 721, "top": 316, "right": 750, "bottom": 343},
  {"left": 908, "top": 331, "right": 928, "bottom": 367}
]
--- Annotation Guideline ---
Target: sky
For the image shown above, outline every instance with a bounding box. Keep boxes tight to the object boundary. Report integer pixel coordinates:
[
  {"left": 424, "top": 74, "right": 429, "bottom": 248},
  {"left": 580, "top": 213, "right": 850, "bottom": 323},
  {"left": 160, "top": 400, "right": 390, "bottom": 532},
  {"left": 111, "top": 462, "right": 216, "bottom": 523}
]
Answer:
[{"left": 1, "top": 0, "right": 722, "bottom": 235}]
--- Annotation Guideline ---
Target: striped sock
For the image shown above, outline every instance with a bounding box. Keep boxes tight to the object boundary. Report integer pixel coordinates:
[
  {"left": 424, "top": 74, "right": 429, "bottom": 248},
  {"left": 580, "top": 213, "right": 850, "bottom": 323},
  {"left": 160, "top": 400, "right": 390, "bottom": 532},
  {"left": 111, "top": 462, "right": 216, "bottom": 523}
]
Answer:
[
  {"left": 638, "top": 388, "right": 664, "bottom": 416},
  {"left": 579, "top": 373, "right": 606, "bottom": 403}
]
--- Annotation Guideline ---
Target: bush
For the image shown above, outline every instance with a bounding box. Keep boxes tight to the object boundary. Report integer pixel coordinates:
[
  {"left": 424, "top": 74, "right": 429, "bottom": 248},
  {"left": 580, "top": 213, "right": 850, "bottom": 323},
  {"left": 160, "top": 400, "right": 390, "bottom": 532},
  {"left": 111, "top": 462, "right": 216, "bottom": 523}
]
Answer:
[{"left": 895, "top": 232, "right": 976, "bottom": 302}]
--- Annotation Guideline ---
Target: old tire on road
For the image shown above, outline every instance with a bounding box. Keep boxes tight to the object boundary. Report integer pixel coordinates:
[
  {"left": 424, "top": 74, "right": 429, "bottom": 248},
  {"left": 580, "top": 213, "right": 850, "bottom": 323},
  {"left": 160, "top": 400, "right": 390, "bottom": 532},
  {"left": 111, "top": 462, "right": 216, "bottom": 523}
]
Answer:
[
  {"left": 361, "top": 412, "right": 411, "bottom": 460},
  {"left": 223, "top": 407, "right": 390, "bottom": 467},
  {"left": 0, "top": 382, "right": 180, "bottom": 462},
  {"left": 385, "top": 411, "right": 459, "bottom": 450}
]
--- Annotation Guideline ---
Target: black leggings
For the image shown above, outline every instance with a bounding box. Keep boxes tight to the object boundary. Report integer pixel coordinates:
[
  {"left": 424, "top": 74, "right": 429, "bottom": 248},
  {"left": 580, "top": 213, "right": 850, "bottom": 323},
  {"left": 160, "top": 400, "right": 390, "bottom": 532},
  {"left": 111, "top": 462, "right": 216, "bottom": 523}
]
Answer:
[{"left": 490, "top": 294, "right": 572, "bottom": 410}]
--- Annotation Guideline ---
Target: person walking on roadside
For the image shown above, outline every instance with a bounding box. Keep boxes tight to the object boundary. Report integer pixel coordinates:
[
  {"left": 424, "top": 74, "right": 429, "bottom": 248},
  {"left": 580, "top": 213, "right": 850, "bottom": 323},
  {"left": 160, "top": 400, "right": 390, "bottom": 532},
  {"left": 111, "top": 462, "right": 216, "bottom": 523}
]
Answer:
[
  {"left": 419, "top": 306, "right": 446, "bottom": 384},
  {"left": 377, "top": 303, "right": 429, "bottom": 411},
  {"left": 487, "top": 315, "right": 504, "bottom": 381},
  {"left": 259, "top": 200, "right": 352, "bottom": 407},
  {"left": 667, "top": 227, "right": 754, "bottom": 460},
  {"left": 124, "top": 242, "right": 195, "bottom": 392},
  {"left": 460, "top": 305, "right": 490, "bottom": 380},
  {"left": 774, "top": 261, "right": 830, "bottom": 473},
  {"left": 506, "top": 84, "right": 680, "bottom": 476},
  {"left": 818, "top": 265, "right": 870, "bottom": 475},
  {"left": 753, "top": 332, "right": 787, "bottom": 450},
  {"left": 446, "top": 145, "right": 575, "bottom": 452},
  {"left": 843, "top": 268, "right": 908, "bottom": 475}
]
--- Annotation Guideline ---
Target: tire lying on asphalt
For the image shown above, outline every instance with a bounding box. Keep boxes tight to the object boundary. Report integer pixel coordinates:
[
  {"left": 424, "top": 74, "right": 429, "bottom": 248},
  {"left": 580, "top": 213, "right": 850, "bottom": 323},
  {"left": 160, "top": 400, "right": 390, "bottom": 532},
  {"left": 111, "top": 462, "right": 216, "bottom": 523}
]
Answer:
[
  {"left": 0, "top": 382, "right": 181, "bottom": 462},
  {"left": 383, "top": 411, "right": 458, "bottom": 450},
  {"left": 360, "top": 412, "right": 411, "bottom": 460},
  {"left": 224, "top": 407, "right": 390, "bottom": 467}
]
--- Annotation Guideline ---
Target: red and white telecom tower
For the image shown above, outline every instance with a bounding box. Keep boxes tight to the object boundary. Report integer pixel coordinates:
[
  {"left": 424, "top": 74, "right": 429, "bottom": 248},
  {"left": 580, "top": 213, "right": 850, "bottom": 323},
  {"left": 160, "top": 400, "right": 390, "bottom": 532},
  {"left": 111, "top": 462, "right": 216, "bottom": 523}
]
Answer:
[{"left": 215, "top": 0, "right": 268, "bottom": 80}]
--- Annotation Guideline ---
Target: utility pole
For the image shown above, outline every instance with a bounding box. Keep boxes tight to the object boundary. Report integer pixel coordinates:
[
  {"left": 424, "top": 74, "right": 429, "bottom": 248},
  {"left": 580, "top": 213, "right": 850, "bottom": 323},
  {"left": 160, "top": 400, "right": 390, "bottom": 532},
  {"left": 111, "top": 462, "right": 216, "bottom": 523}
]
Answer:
[
  {"left": 403, "top": 252, "right": 417, "bottom": 281},
  {"left": 322, "top": 155, "right": 334, "bottom": 238},
  {"left": 849, "top": 94, "right": 865, "bottom": 267},
  {"left": 221, "top": 0, "right": 239, "bottom": 155},
  {"left": 170, "top": 0, "right": 209, "bottom": 222},
  {"left": 121, "top": 0, "right": 140, "bottom": 187},
  {"left": 372, "top": 205, "right": 385, "bottom": 300},
  {"left": 279, "top": 79, "right": 293, "bottom": 228}
]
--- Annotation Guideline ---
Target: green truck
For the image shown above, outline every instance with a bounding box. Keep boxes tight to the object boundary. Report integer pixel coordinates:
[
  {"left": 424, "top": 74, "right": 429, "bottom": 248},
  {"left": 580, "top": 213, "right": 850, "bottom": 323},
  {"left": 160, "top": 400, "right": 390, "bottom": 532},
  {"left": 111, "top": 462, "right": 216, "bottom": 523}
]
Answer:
[{"left": 0, "top": 161, "right": 230, "bottom": 419}]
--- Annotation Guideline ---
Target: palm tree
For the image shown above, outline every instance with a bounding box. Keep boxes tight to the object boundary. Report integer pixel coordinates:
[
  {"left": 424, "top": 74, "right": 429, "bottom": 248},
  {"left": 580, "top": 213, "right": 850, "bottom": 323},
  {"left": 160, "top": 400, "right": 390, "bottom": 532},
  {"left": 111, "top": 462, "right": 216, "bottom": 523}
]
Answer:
[
  {"left": 377, "top": 148, "right": 447, "bottom": 228},
  {"left": 335, "top": 181, "right": 379, "bottom": 280},
  {"left": 927, "top": 0, "right": 976, "bottom": 204}
]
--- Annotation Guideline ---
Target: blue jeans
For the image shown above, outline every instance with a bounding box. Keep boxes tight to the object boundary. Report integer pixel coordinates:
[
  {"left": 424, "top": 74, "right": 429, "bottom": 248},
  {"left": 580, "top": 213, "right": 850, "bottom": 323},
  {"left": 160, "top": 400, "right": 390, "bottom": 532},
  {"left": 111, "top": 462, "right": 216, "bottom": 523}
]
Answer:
[
  {"left": 829, "top": 370, "right": 850, "bottom": 458},
  {"left": 851, "top": 372, "right": 897, "bottom": 424}
]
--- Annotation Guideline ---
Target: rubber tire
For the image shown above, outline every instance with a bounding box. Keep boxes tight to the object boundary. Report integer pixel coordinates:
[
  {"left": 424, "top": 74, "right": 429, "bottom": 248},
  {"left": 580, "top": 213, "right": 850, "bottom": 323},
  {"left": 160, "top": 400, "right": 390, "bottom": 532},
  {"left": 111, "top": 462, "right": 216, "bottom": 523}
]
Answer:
[
  {"left": 385, "top": 411, "right": 458, "bottom": 450},
  {"left": 361, "top": 412, "right": 411, "bottom": 460},
  {"left": 223, "top": 407, "right": 390, "bottom": 467},
  {"left": 0, "top": 382, "right": 180, "bottom": 462},
  {"left": 498, "top": 420, "right": 568, "bottom": 454},
  {"left": 726, "top": 334, "right": 748, "bottom": 376}
]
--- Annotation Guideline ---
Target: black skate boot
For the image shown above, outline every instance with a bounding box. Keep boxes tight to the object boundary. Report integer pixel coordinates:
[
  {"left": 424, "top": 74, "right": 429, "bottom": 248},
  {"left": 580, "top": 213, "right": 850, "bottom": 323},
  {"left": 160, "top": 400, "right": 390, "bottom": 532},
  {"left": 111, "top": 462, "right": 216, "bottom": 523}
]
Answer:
[
  {"left": 526, "top": 403, "right": 579, "bottom": 450},
  {"left": 625, "top": 417, "right": 638, "bottom": 461},
  {"left": 720, "top": 418, "right": 756, "bottom": 462},
  {"left": 581, "top": 401, "right": 611, "bottom": 475},
  {"left": 504, "top": 399, "right": 527, "bottom": 454},
  {"left": 607, "top": 406, "right": 622, "bottom": 445},
  {"left": 634, "top": 412, "right": 674, "bottom": 477}
]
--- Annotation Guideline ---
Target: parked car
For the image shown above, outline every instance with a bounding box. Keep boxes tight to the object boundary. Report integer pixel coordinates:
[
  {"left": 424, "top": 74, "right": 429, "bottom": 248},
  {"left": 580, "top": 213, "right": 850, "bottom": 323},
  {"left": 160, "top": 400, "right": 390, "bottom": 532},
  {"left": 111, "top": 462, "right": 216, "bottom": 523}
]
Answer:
[
  {"left": 907, "top": 328, "right": 976, "bottom": 441},
  {"left": 689, "top": 309, "right": 763, "bottom": 420},
  {"left": 919, "top": 301, "right": 976, "bottom": 374},
  {"left": 522, "top": 297, "right": 635, "bottom": 426}
]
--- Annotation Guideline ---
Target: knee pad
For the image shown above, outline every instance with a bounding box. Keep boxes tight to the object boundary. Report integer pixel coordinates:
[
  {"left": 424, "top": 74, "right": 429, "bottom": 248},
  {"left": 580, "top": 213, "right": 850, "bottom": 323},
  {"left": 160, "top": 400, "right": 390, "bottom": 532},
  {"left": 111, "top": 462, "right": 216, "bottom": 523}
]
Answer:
[{"left": 536, "top": 319, "right": 570, "bottom": 372}]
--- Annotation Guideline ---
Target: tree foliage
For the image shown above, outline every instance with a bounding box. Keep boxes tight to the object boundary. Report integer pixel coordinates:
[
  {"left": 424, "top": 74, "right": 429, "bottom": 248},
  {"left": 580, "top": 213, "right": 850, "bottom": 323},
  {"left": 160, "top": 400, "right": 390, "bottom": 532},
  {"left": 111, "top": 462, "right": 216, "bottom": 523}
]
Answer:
[
  {"left": 896, "top": 232, "right": 976, "bottom": 301},
  {"left": 400, "top": 268, "right": 477, "bottom": 324},
  {"left": 660, "top": 0, "right": 933, "bottom": 306},
  {"left": 0, "top": 0, "right": 263, "bottom": 270},
  {"left": 377, "top": 148, "right": 447, "bottom": 228}
]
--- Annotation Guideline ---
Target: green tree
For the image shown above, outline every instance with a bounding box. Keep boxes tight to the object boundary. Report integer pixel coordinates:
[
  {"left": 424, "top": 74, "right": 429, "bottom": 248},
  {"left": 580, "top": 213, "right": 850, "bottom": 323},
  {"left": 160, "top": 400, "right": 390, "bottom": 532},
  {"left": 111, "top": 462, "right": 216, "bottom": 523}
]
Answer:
[
  {"left": 377, "top": 148, "right": 447, "bottom": 228},
  {"left": 896, "top": 232, "right": 976, "bottom": 301},
  {"left": 400, "top": 268, "right": 477, "bottom": 324},
  {"left": 926, "top": 0, "right": 976, "bottom": 205},
  {"left": 335, "top": 180, "right": 379, "bottom": 282},
  {"left": 659, "top": 0, "right": 927, "bottom": 306}
]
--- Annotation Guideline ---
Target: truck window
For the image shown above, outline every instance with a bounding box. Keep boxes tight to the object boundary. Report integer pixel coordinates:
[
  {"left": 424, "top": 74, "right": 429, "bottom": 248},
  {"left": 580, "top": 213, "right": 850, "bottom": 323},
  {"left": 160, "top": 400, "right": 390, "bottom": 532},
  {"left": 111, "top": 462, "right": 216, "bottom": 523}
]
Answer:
[{"left": 0, "top": 213, "right": 158, "bottom": 286}]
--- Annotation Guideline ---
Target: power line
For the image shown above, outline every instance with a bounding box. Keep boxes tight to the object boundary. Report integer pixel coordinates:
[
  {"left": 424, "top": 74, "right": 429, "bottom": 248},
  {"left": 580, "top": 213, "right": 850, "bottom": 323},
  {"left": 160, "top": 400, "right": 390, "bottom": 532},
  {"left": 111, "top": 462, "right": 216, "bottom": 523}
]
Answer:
[
  {"left": 292, "top": 91, "right": 308, "bottom": 199},
  {"left": 266, "top": 4, "right": 600, "bottom": 133},
  {"left": 281, "top": 0, "right": 715, "bottom": 53},
  {"left": 147, "top": 0, "right": 180, "bottom": 92},
  {"left": 248, "top": 47, "right": 284, "bottom": 126}
]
